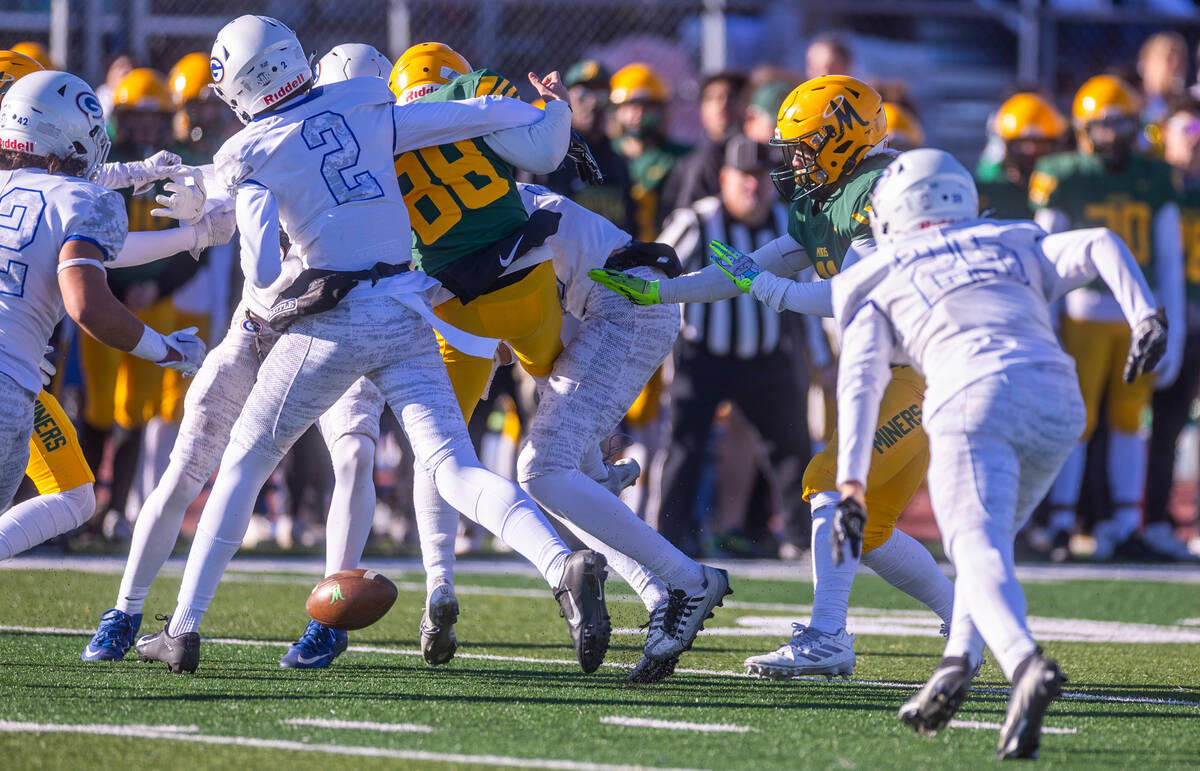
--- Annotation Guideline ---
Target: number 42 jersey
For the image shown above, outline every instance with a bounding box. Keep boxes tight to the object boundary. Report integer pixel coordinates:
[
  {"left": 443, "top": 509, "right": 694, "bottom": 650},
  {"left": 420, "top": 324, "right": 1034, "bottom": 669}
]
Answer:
[{"left": 0, "top": 168, "right": 126, "bottom": 394}]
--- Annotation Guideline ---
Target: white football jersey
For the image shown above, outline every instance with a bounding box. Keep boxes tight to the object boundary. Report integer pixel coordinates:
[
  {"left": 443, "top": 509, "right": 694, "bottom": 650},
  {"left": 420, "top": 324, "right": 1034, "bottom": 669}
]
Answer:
[
  {"left": 518, "top": 183, "right": 631, "bottom": 318},
  {"left": 0, "top": 168, "right": 126, "bottom": 393}
]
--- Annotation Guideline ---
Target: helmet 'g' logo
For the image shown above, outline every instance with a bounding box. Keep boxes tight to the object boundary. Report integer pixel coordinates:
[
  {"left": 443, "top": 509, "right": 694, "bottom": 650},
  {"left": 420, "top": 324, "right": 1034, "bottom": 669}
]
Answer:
[
  {"left": 210, "top": 57, "right": 225, "bottom": 84},
  {"left": 823, "top": 94, "right": 867, "bottom": 138},
  {"left": 75, "top": 91, "right": 102, "bottom": 119}
]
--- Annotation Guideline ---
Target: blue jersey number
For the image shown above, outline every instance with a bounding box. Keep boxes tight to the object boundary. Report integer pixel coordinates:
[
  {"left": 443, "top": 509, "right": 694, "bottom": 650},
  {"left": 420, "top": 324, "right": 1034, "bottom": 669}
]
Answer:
[
  {"left": 301, "top": 111, "right": 384, "bottom": 206},
  {"left": 0, "top": 187, "right": 46, "bottom": 298}
]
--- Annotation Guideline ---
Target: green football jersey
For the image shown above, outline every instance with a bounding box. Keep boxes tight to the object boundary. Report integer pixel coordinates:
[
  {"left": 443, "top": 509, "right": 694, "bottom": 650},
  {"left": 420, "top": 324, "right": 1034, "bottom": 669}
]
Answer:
[
  {"left": 1176, "top": 184, "right": 1200, "bottom": 303},
  {"left": 397, "top": 69, "right": 529, "bottom": 275},
  {"left": 1029, "top": 151, "right": 1176, "bottom": 283},
  {"left": 975, "top": 159, "right": 1034, "bottom": 220},
  {"left": 787, "top": 151, "right": 895, "bottom": 279}
]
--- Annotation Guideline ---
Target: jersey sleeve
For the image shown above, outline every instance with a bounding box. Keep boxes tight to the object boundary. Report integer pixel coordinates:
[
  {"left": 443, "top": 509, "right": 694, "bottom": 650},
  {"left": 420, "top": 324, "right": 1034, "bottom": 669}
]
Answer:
[
  {"left": 1039, "top": 227, "right": 1157, "bottom": 323},
  {"left": 392, "top": 96, "right": 544, "bottom": 154},
  {"left": 835, "top": 300, "right": 895, "bottom": 486},
  {"left": 60, "top": 184, "right": 128, "bottom": 261},
  {"left": 483, "top": 100, "right": 572, "bottom": 174},
  {"left": 471, "top": 70, "right": 521, "bottom": 99},
  {"left": 235, "top": 181, "right": 282, "bottom": 289}
]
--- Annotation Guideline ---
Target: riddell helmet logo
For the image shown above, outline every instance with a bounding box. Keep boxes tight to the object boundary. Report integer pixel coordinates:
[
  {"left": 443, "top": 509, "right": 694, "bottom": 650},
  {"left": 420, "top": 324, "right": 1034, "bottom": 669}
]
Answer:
[
  {"left": 402, "top": 83, "right": 439, "bottom": 104},
  {"left": 263, "top": 72, "right": 307, "bottom": 106},
  {"left": 0, "top": 137, "right": 34, "bottom": 152}
]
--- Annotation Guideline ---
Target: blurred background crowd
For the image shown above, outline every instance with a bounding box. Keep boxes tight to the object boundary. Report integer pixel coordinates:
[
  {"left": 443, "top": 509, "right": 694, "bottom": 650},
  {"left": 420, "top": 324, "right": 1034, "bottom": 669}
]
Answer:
[{"left": 5, "top": 0, "right": 1200, "bottom": 565}]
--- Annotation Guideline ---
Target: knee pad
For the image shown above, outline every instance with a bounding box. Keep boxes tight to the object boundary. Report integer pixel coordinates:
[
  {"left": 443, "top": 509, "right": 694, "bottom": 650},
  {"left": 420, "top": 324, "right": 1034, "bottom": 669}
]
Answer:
[
  {"left": 64, "top": 483, "right": 97, "bottom": 529},
  {"left": 330, "top": 434, "right": 375, "bottom": 481}
]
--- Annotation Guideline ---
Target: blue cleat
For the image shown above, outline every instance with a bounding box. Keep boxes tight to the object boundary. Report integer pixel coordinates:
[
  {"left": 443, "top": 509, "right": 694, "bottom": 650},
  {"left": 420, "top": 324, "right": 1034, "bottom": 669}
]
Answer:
[
  {"left": 280, "top": 620, "right": 348, "bottom": 669},
  {"left": 82, "top": 608, "right": 142, "bottom": 661}
]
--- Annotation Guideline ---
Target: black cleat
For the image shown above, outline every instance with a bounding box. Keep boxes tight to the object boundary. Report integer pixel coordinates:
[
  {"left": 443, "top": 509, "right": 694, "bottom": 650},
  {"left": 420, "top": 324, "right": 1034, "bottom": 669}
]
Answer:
[
  {"left": 135, "top": 615, "right": 200, "bottom": 674},
  {"left": 420, "top": 580, "right": 459, "bottom": 666},
  {"left": 996, "top": 653, "right": 1068, "bottom": 760},
  {"left": 899, "top": 656, "right": 975, "bottom": 735},
  {"left": 554, "top": 550, "right": 611, "bottom": 673},
  {"left": 627, "top": 653, "right": 678, "bottom": 685}
]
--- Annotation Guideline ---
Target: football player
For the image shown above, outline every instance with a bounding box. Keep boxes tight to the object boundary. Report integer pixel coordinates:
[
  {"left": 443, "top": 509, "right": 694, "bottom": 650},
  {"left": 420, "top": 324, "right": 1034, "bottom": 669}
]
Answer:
[
  {"left": 976, "top": 93, "right": 1067, "bottom": 220},
  {"left": 134, "top": 15, "right": 609, "bottom": 675},
  {"left": 830, "top": 148, "right": 1163, "bottom": 758},
  {"left": 1031, "top": 75, "right": 1184, "bottom": 561},
  {"left": 592, "top": 76, "right": 960, "bottom": 679}
]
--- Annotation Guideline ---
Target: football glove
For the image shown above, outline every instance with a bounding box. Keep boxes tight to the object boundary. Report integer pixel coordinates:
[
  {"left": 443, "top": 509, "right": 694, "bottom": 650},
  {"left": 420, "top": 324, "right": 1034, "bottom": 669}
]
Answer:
[
  {"left": 710, "top": 240, "right": 761, "bottom": 293},
  {"left": 566, "top": 130, "right": 605, "bottom": 185},
  {"left": 160, "top": 327, "right": 206, "bottom": 378},
  {"left": 588, "top": 268, "right": 661, "bottom": 305},
  {"left": 832, "top": 497, "right": 867, "bottom": 566},
  {"left": 151, "top": 171, "right": 206, "bottom": 225},
  {"left": 187, "top": 207, "right": 237, "bottom": 259},
  {"left": 1123, "top": 310, "right": 1167, "bottom": 384},
  {"left": 95, "top": 150, "right": 185, "bottom": 195}
]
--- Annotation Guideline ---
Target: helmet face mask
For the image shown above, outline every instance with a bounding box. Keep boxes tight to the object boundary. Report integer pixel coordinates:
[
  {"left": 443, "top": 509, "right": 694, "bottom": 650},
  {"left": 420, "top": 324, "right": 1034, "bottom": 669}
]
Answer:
[
  {"left": 770, "top": 126, "right": 832, "bottom": 201},
  {"left": 1081, "top": 114, "right": 1138, "bottom": 166}
]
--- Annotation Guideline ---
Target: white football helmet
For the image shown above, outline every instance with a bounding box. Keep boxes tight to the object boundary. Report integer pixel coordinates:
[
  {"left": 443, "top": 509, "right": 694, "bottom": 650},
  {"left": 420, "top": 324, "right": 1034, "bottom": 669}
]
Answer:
[
  {"left": 0, "top": 70, "right": 110, "bottom": 180},
  {"left": 210, "top": 14, "right": 312, "bottom": 124},
  {"left": 869, "top": 148, "right": 978, "bottom": 245},
  {"left": 314, "top": 43, "right": 391, "bottom": 86}
]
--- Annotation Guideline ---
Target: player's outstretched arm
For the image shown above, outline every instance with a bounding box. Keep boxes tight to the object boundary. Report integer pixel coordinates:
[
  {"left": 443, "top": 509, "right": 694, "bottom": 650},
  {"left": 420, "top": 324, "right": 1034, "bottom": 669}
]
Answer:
[
  {"left": 1041, "top": 227, "right": 1157, "bottom": 325},
  {"left": 393, "top": 91, "right": 547, "bottom": 155},
  {"left": 483, "top": 72, "right": 572, "bottom": 174},
  {"left": 93, "top": 150, "right": 186, "bottom": 194},
  {"left": 710, "top": 239, "right": 834, "bottom": 316}
]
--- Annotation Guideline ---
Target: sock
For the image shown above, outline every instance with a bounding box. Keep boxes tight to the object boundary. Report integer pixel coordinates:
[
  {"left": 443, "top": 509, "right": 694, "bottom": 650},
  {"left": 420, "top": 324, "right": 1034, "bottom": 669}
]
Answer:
[
  {"left": 809, "top": 495, "right": 856, "bottom": 634},
  {"left": 548, "top": 511, "right": 669, "bottom": 612},
  {"left": 414, "top": 469, "right": 458, "bottom": 595},
  {"left": 862, "top": 529, "right": 954, "bottom": 624},
  {"left": 1108, "top": 430, "right": 1147, "bottom": 541},
  {"left": 324, "top": 434, "right": 377, "bottom": 576},
  {"left": 432, "top": 457, "right": 570, "bottom": 587},
  {"left": 1046, "top": 441, "right": 1086, "bottom": 533},
  {"left": 941, "top": 576, "right": 986, "bottom": 669},
  {"left": 523, "top": 469, "right": 704, "bottom": 594},
  {"left": 115, "top": 466, "right": 205, "bottom": 615},
  {"left": 0, "top": 484, "right": 94, "bottom": 560}
]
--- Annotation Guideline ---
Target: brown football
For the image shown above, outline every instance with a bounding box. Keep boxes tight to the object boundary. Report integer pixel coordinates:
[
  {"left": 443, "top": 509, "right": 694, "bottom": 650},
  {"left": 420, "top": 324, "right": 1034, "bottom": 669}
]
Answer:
[{"left": 306, "top": 569, "right": 398, "bottom": 631}]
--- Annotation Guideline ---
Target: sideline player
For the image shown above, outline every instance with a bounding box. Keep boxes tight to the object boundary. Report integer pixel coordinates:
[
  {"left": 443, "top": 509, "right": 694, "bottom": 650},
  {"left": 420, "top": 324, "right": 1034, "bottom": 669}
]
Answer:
[
  {"left": 592, "top": 76, "right": 957, "bottom": 678},
  {"left": 828, "top": 148, "right": 1163, "bottom": 759}
]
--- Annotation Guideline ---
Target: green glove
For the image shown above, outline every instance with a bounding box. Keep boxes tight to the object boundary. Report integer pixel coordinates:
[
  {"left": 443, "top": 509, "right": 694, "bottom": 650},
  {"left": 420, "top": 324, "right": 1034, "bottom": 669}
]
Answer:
[
  {"left": 710, "top": 239, "right": 762, "bottom": 293},
  {"left": 588, "top": 268, "right": 662, "bottom": 305}
]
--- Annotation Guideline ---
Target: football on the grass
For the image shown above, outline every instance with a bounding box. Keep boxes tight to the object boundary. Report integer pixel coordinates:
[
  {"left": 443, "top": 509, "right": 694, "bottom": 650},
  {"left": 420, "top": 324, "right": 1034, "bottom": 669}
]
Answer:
[{"left": 306, "top": 569, "right": 397, "bottom": 630}]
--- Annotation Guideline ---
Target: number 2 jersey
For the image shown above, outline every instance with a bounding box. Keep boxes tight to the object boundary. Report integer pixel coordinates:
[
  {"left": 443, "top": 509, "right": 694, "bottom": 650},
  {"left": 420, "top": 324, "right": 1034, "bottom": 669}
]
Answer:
[{"left": 0, "top": 168, "right": 127, "bottom": 393}]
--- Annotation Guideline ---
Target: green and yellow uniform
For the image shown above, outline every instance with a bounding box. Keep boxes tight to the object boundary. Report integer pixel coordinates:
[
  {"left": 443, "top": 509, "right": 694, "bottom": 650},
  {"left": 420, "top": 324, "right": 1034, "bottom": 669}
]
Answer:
[
  {"left": 975, "top": 159, "right": 1035, "bottom": 220},
  {"left": 1178, "top": 185, "right": 1200, "bottom": 304},
  {"left": 395, "top": 69, "right": 563, "bottom": 419}
]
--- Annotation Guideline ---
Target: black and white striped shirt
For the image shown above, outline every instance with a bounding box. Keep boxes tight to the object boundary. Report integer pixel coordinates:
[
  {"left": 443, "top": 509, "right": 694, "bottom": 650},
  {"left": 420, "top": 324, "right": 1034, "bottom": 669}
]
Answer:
[{"left": 658, "top": 196, "right": 790, "bottom": 359}]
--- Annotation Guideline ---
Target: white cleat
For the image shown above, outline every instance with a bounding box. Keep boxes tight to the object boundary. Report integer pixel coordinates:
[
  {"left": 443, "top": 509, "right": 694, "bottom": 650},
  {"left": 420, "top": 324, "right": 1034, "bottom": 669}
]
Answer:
[
  {"left": 744, "top": 624, "right": 856, "bottom": 679},
  {"left": 643, "top": 565, "right": 732, "bottom": 660},
  {"left": 600, "top": 458, "right": 641, "bottom": 497}
]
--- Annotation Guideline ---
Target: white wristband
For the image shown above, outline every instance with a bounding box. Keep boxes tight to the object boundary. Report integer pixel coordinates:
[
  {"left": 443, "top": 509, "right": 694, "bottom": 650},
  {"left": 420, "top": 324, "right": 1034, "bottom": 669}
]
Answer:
[{"left": 130, "top": 325, "right": 169, "bottom": 362}]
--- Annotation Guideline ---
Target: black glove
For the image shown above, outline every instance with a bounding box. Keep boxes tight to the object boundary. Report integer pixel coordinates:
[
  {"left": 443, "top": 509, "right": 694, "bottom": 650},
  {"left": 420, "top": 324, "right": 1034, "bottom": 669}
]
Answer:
[
  {"left": 832, "top": 497, "right": 867, "bottom": 566},
  {"left": 566, "top": 130, "right": 604, "bottom": 185},
  {"left": 1123, "top": 310, "right": 1168, "bottom": 384}
]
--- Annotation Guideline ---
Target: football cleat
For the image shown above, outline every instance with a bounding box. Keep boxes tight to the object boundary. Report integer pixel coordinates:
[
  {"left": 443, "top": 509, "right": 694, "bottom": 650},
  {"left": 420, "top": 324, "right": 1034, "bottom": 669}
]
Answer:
[
  {"left": 280, "top": 619, "right": 349, "bottom": 669},
  {"left": 899, "top": 656, "right": 976, "bottom": 735},
  {"left": 554, "top": 549, "right": 612, "bottom": 673},
  {"left": 1141, "top": 522, "right": 1199, "bottom": 562},
  {"left": 600, "top": 458, "right": 641, "bottom": 498},
  {"left": 996, "top": 653, "right": 1068, "bottom": 760},
  {"left": 135, "top": 615, "right": 200, "bottom": 674},
  {"left": 1088, "top": 519, "right": 1126, "bottom": 562},
  {"left": 81, "top": 608, "right": 142, "bottom": 662},
  {"left": 744, "top": 624, "right": 856, "bottom": 679},
  {"left": 420, "top": 580, "right": 459, "bottom": 666},
  {"left": 627, "top": 652, "right": 678, "bottom": 685},
  {"left": 643, "top": 565, "right": 732, "bottom": 660}
]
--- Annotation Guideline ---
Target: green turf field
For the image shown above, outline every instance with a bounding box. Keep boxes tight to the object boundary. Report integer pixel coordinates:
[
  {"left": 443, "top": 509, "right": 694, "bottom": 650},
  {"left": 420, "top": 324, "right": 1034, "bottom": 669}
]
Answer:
[{"left": 0, "top": 559, "right": 1198, "bottom": 769}]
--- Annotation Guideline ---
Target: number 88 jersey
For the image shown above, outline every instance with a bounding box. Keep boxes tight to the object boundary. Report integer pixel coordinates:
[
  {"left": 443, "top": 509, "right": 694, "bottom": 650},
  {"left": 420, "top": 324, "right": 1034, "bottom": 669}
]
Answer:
[{"left": 0, "top": 168, "right": 126, "bottom": 394}]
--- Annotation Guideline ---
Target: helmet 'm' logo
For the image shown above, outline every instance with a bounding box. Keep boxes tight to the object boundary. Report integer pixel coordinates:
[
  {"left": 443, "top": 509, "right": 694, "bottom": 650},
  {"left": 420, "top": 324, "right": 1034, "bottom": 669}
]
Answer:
[
  {"left": 823, "top": 94, "right": 867, "bottom": 138},
  {"left": 210, "top": 57, "right": 225, "bottom": 84},
  {"left": 75, "top": 91, "right": 102, "bottom": 119}
]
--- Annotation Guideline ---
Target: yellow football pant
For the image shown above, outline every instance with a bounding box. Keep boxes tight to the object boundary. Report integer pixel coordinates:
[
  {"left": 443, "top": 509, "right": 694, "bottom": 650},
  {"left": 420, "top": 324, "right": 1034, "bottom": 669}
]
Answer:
[
  {"left": 81, "top": 298, "right": 177, "bottom": 430},
  {"left": 26, "top": 391, "right": 94, "bottom": 495},
  {"left": 1060, "top": 317, "right": 1155, "bottom": 437},
  {"left": 433, "top": 261, "right": 563, "bottom": 421},
  {"left": 802, "top": 366, "right": 929, "bottom": 553}
]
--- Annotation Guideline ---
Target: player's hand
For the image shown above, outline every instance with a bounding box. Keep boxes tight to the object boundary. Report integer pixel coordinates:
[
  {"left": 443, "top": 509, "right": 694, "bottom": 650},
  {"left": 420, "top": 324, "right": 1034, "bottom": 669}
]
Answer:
[
  {"left": 159, "top": 326, "right": 206, "bottom": 378},
  {"left": 832, "top": 482, "right": 867, "bottom": 566},
  {"left": 39, "top": 346, "right": 56, "bottom": 388},
  {"left": 566, "top": 130, "right": 604, "bottom": 185},
  {"left": 151, "top": 170, "right": 206, "bottom": 225},
  {"left": 1123, "top": 310, "right": 1167, "bottom": 384},
  {"left": 529, "top": 71, "right": 568, "bottom": 103},
  {"left": 127, "top": 150, "right": 185, "bottom": 195},
  {"left": 588, "top": 268, "right": 661, "bottom": 305},
  {"left": 710, "top": 240, "right": 761, "bottom": 293},
  {"left": 189, "top": 206, "right": 237, "bottom": 259}
]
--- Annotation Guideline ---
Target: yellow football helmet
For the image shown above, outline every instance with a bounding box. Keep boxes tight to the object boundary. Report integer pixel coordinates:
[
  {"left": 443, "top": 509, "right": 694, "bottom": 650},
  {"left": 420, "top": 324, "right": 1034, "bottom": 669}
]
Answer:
[
  {"left": 0, "top": 50, "right": 44, "bottom": 101},
  {"left": 1072, "top": 75, "right": 1139, "bottom": 125},
  {"left": 10, "top": 41, "right": 53, "bottom": 70},
  {"left": 771, "top": 75, "right": 885, "bottom": 200},
  {"left": 389, "top": 42, "right": 471, "bottom": 104},
  {"left": 994, "top": 93, "right": 1067, "bottom": 140},
  {"left": 114, "top": 68, "right": 172, "bottom": 112},
  {"left": 882, "top": 102, "right": 924, "bottom": 151},
  {"left": 168, "top": 52, "right": 213, "bottom": 106},
  {"left": 609, "top": 63, "right": 667, "bottom": 104}
]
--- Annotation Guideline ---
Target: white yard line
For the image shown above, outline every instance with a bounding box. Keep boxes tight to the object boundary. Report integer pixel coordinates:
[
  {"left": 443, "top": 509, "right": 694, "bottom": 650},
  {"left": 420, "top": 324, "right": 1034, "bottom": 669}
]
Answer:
[
  {"left": 281, "top": 718, "right": 433, "bottom": 733},
  {"left": 949, "top": 719, "right": 1077, "bottom": 735},
  {"left": 3, "top": 625, "right": 1197, "bottom": 709},
  {"left": 0, "top": 721, "right": 704, "bottom": 771},
  {"left": 600, "top": 716, "right": 758, "bottom": 733}
]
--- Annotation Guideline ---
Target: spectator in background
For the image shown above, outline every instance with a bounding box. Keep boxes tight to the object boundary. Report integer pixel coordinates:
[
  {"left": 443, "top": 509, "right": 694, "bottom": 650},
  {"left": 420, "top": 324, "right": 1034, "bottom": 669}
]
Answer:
[
  {"left": 976, "top": 92, "right": 1068, "bottom": 219},
  {"left": 97, "top": 53, "right": 135, "bottom": 119},
  {"left": 743, "top": 80, "right": 793, "bottom": 144},
  {"left": 1143, "top": 98, "right": 1200, "bottom": 562},
  {"left": 805, "top": 34, "right": 853, "bottom": 79},
  {"left": 655, "top": 136, "right": 810, "bottom": 555},
  {"left": 521, "top": 59, "right": 635, "bottom": 233},
  {"left": 1139, "top": 31, "right": 1188, "bottom": 126},
  {"left": 610, "top": 62, "right": 691, "bottom": 240},
  {"left": 663, "top": 70, "right": 748, "bottom": 210}
]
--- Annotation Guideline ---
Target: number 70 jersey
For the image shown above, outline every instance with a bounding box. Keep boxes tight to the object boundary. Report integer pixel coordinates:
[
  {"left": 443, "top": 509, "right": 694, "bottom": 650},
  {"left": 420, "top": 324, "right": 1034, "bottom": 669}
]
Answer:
[{"left": 0, "top": 168, "right": 126, "bottom": 394}]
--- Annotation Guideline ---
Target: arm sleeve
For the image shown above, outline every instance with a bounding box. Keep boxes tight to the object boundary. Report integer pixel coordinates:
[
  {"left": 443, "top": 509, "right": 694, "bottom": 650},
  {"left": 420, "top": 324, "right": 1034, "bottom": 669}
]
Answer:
[
  {"left": 747, "top": 270, "right": 834, "bottom": 316},
  {"left": 835, "top": 302, "right": 895, "bottom": 486},
  {"left": 1154, "top": 202, "right": 1185, "bottom": 355},
  {"left": 657, "top": 234, "right": 813, "bottom": 304},
  {"left": 106, "top": 226, "right": 199, "bottom": 269},
  {"left": 393, "top": 96, "right": 544, "bottom": 154},
  {"left": 482, "top": 100, "right": 572, "bottom": 174},
  {"left": 1041, "top": 227, "right": 1157, "bottom": 324},
  {"left": 235, "top": 181, "right": 282, "bottom": 289},
  {"left": 1034, "top": 207, "right": 1069, "bottom": 234},
  {"left": 62, "top": 187, "right": 128, "bottom": 261}
]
